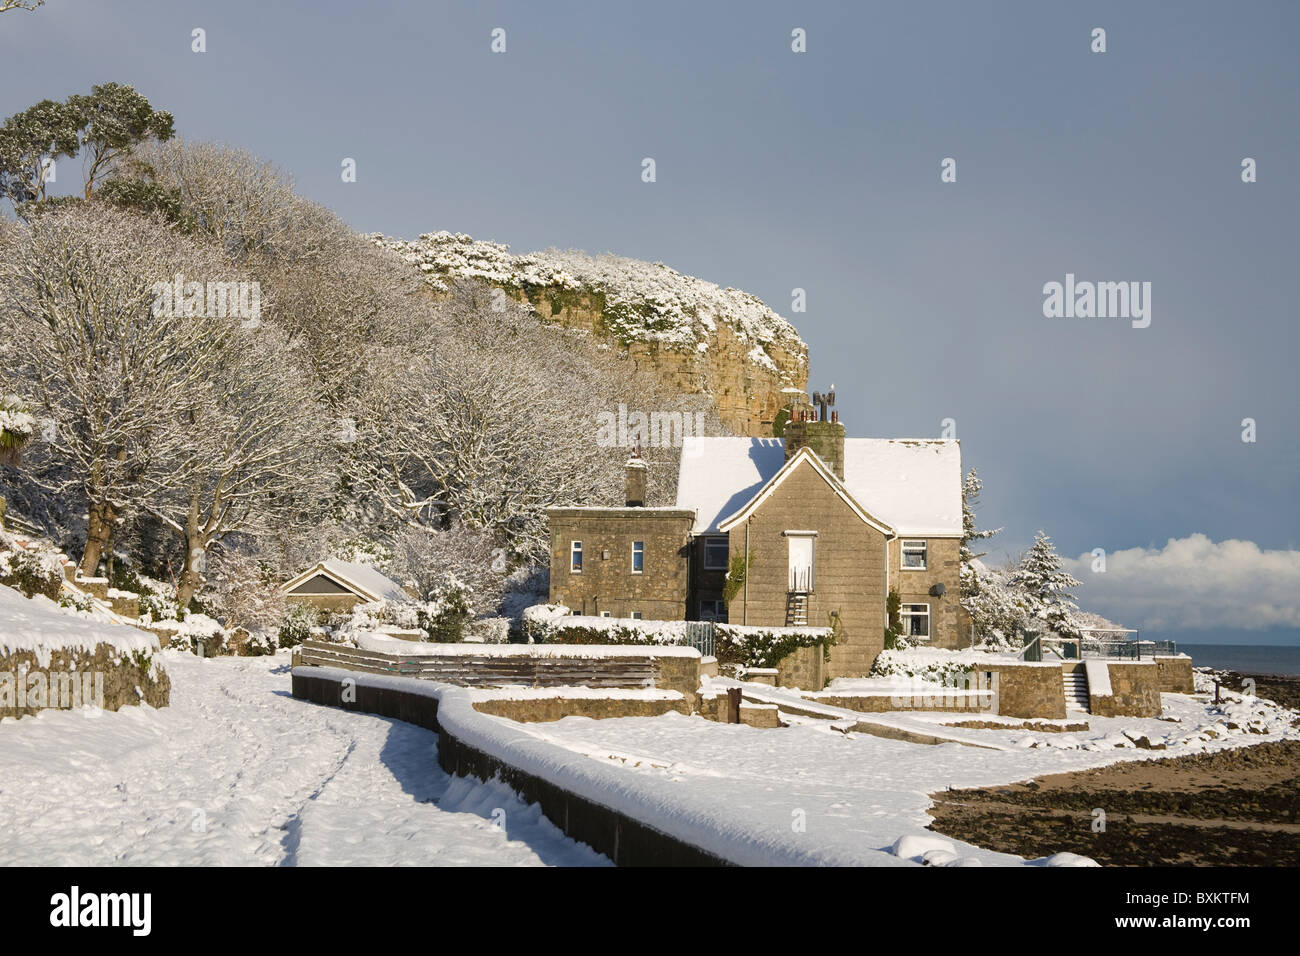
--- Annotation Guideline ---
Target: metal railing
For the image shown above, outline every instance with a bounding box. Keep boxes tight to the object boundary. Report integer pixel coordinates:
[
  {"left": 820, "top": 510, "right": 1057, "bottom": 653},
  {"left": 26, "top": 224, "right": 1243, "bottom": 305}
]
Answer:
[
  {"left": 684, "top": 620, "right": 716, "bottom": 658},
  {"left": 1025, "top": 629, "right": 1176, "bottom": 662}
]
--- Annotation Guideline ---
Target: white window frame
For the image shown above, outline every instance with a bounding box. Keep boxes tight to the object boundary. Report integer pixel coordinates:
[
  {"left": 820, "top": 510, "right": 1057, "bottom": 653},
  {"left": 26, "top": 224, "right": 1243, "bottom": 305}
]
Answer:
[
  {"left": 901, "top": 603, "right": 931, "bottom": 640},
  {"left": 901, "top": 539, "right": 927, "bottom": 571},
  {"left": 600, "top": 610, "right": 612, "bottom": 618},
  {"left": 630, "top": 611, "right": 643, "bottom": 620},
  {"left": 631, "top": 540, "right": 644, "bottom": 574},
  {"left": 703, "top": 536, "right": 729, "bottom": 570},
  {"left": 570, "top": 541, "right": 582, "bottom": 573}
]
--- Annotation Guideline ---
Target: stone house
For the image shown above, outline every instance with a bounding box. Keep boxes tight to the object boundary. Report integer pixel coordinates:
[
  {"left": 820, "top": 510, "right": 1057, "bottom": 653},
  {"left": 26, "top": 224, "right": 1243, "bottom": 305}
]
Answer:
[
  {"left": 545, "top": 394, "right": 968, "bottom": 677},
  {"left": 280, "top": 558, "right": 413, "bottom": 614}
]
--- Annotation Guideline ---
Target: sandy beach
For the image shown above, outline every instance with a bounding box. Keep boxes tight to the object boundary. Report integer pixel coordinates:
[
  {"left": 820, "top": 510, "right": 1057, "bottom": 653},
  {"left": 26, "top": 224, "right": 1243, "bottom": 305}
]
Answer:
[{"left": 927, "top": 672, "right": 1300, "bottom": 866}]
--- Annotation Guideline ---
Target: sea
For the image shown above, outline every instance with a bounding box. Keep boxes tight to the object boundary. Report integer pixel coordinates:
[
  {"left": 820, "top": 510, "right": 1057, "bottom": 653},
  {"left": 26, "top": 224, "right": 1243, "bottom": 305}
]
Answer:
[{"left": 1176, "top": 643, "right": 1300, "bottom": 677}]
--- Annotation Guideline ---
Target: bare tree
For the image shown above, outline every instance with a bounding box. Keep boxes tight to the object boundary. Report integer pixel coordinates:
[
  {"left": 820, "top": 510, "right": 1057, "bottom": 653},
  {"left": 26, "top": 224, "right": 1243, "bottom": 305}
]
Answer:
[
  {"left": 145, "top": 324, "right": 331, "bottom": 608},
  {"left": 127, "top": 139, "right": 351, "bottom": 266},
  {"left": 0, "top": 203, "right": 239, "bottom": 574},
  {"left": 354, "top": 281, "right": 719, "bottom": 562}
]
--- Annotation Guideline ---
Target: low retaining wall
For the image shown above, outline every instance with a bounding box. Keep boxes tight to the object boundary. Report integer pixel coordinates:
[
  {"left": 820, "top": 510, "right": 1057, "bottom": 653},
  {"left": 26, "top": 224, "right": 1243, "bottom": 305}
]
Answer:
[
  {"left": 1, "top": 642, "right": 170, "bottom": 720},
  {"left": 1155, "top": 655, "right": 1195, "bottom": 694},
  {"left": 964, "top": 663, "right": 1066, "bottom": 719},
  {"left": 1090, "top": 661, "right": 1162, "bottom": 717},
  {"left": 809, "top": 692, "right": 992, "bottom": 714},
  {"left": 776, "top": 644, "right": 825, "bottom": 691},
  {"left": 291, "top": 668, "right": 728, "bottom": 866},
  {"left": 300, "top": 638, "right": 701, "bottom": 708},
  {"left": 471, "top": 694, "right": 689, "bottom": 722}
]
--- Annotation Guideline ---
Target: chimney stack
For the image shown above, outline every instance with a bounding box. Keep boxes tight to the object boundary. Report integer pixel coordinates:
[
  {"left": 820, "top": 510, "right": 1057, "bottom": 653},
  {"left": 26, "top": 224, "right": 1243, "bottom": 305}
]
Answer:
[
  {"left": 625, "top": 453, "right": 647, "bottom": 507},
  {"left": 783, "top": 386, "right": 846, "bottom": 480}
]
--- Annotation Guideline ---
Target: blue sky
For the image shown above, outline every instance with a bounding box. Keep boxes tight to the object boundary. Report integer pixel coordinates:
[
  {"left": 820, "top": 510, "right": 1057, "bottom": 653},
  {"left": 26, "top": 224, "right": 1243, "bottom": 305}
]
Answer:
[{"left": 3, "top": 1, "right": 1298, "bottom": 640}]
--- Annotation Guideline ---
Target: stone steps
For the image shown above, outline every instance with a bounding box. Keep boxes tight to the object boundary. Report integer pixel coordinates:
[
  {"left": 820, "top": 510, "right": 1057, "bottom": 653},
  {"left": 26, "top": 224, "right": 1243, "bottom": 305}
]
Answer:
[{"left": 1063, "top": 671, "right": 1090, "bottom": 712}]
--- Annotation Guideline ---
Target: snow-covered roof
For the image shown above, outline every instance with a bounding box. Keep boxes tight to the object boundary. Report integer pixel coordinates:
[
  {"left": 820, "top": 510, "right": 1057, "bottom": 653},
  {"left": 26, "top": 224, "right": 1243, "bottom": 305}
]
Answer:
[
  {"left": 283, "top": 559, "right": 411, "bottom": 603},
  {"left": 675, "top": 437, "right": 786, "bottom": 534},
  {"left": 676, "top": 437, "right": 962, "bottom": 536}
]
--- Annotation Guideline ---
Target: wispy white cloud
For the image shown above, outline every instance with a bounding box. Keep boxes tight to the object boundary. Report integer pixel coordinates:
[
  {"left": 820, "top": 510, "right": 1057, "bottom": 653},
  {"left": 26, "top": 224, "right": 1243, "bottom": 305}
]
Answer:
[{"left": 1064, "top": 534, "right": 1300, "bottom": 632}]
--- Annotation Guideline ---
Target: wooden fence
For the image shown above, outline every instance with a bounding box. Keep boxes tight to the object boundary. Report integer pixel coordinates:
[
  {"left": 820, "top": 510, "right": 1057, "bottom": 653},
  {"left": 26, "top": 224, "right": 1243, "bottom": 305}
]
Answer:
[{"left": 296, "top": 639, "right": 661, "bottom": 689}]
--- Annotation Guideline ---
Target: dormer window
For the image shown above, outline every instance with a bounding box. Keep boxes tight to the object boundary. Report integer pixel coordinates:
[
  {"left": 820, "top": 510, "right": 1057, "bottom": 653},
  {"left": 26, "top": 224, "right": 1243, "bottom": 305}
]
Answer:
[{"left": 902, "top": 539, "right": 927, "bottom": 570}]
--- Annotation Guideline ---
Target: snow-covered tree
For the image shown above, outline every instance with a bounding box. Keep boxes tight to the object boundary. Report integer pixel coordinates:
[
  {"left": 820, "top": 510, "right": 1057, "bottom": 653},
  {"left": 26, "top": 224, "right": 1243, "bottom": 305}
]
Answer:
[
  {"left": 959, "top": 467, "right": 1000, "bottom": 567},
  {"left": 964, "top": 560, "right": 1032, "bottom": 651},
  {"left": 353, "top": 281, "right": 717, "bottom": 562},
  {"left": 146, "top": 324, "right": 331, "bottom": 609},
  {"left": 0, "top": 203, "right": 240, "bottom": 574},
  {"left": 125, "top": 139, "right": 350, "bottom": 266},
  {"left": 1009, "top": 530, "right": 1082, "bottom": 640}
]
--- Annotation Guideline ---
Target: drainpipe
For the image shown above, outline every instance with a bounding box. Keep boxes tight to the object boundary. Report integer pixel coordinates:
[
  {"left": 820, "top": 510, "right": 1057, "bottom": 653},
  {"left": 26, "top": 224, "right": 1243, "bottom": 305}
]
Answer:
[
  {"left": 885, "top": 534, "right": 893, "bottom": 630},
  {"left": 744, "top": 517, "right": 750, "bottom": 626}
]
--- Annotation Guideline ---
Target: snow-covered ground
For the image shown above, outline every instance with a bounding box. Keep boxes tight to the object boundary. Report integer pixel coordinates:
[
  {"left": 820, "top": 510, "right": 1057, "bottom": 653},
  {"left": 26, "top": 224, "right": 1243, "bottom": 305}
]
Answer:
[
  {"left": 0, "top": 651, "right": 607, "bottom": 867},
  {"left": 458, "top": 679, "right": 1299, "bottom": 866}
]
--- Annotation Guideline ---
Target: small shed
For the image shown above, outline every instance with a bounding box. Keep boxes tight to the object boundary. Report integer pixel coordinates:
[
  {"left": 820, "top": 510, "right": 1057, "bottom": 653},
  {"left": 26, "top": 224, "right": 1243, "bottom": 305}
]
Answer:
[{"left": 280, "top": 558, "right": 412, "bottom": 613}]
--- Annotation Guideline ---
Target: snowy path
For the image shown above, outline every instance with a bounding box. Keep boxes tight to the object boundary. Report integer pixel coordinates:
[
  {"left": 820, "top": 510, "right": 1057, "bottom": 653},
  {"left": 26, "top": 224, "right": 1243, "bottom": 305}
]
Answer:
[{"left": 0, "top": 652, "right": 607, "bottom": 867}]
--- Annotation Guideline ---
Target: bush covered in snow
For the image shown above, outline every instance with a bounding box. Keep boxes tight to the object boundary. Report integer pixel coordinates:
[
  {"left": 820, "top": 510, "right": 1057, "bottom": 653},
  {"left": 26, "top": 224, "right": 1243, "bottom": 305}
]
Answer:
[
  {"left": 277, "top": 603, "right": 318, "bottom": 649},
  {"left": 715, "top": 623, "right": 834, "bottom": 669},
  {"left": 522, "top": 604, "right": 693, "bottom": 646},
  {"left": 164, "top": 613, "right": 228, "bottom": 657},
  {"left": 0, "top": 530, "right": 63, "bottom": 600},
  {"left": 0, "top": 394, "right": 35, "bottom": 466},
  {"left": 871, "top": 647, "right": 1011, "bottom": 685}
]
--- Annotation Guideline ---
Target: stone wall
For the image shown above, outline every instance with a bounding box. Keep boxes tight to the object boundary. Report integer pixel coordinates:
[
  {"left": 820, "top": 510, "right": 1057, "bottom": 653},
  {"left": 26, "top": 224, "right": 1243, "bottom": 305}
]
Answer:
[
  {"left": 0, "top": 642, "right": 170, "bottom": 720},
  {"left": 974, "top": 663, "right": 1067, "bottom": 719},
  {"left": 284, "top": 592, "right": 363, "bottom": 614},
  {"left": 776, "top": 643, "right": 825, "bottom": 690},
  {"left": 472, "top": 696, "right": 689, "bottom": 722},
  {"left": 1155, "top": 655, "right": 1195, "bottom": 694},
  {"left": 727, "top": 458, "right": 888, "bottom": 679},
  {"left": 547, "top": 508, "right": 694, "bottom": 620},
  {"left": 811, "top": 692, "right": 992, "bottom": 714},
  {"left": 1091, "top": 662, "right": 1162, "bottom": 718}
]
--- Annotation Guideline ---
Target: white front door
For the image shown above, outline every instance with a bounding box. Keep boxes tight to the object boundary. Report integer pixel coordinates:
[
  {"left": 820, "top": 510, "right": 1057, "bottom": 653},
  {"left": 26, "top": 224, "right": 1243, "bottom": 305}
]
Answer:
[{"left": 788, "top": 535, "right": 814, "bottom": 592}]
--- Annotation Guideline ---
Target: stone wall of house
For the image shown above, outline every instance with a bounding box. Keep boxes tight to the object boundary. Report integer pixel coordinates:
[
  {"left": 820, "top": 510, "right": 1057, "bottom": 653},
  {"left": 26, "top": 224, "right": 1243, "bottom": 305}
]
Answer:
[
  {"left": 726, "top": 459, "right": 888, "bottom": 679},
  {"left": 284, "top": 592, "right": 363, "bottom": 614},
  {"left": 887, "top": 536, "right": 965, "bottom": 649},
  {"left": 0, "top": 642, "right": 171, "bottom": 720},
  {"left": 1091, "top": 662, "right": 1162, "bottom": 717},
  {"left": 547, "top": 508, "right": 694, "bottom": 620},
  {"left": 472, "top": 696, "right": 690, "bottom": 722},
  {"left": 1155, "top": 656, "right": 1195, "bottom": 694}
]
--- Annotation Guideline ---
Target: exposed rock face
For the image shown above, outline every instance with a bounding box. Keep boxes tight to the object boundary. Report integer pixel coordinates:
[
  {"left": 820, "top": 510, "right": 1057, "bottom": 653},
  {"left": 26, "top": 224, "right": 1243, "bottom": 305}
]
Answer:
[{"left": 369, "top": 232, "right": 809, "bottom": 437}]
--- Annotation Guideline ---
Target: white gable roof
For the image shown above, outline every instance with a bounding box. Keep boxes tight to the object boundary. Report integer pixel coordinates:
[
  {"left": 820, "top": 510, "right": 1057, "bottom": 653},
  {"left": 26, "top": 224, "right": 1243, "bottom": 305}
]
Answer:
[
  {"left": 676, "top": 437, "right": 962, "bottom": 536},
  {"left": 283, "top": 558, "right": 411, "bottom": 603}
]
